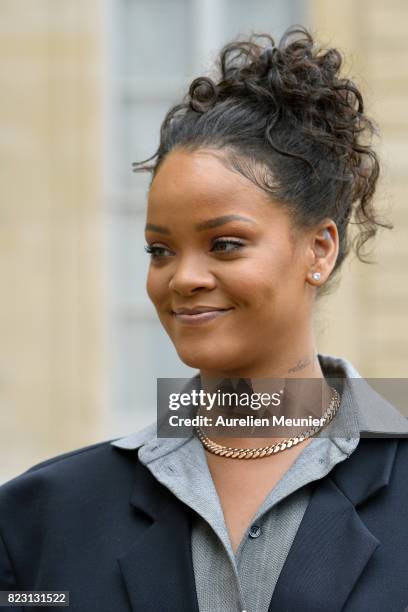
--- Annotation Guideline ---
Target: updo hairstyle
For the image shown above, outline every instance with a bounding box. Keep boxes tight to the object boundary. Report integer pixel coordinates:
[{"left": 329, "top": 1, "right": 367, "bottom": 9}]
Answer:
[{"left": 134, "top": 26, "right": 391, "bottom": 292}]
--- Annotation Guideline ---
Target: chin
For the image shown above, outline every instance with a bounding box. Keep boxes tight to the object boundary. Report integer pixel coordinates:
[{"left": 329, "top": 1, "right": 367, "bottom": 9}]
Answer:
[{"left": 174, "top": 340, "right": 242, "bottom": 373}]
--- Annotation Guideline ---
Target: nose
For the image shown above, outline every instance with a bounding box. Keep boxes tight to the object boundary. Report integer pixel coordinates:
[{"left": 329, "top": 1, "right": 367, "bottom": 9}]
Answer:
[{"left": 168, "top": 254, "right": 216, "bottom": 295}]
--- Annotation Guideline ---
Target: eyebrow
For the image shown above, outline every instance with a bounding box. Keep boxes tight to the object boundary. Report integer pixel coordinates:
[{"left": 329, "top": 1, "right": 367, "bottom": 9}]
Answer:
[{"left": 145, "top": 215, "right": 257, "bottom": 234}]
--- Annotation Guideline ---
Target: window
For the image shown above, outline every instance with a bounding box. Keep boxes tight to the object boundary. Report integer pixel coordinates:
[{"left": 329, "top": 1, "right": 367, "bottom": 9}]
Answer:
[{"left": 105, "top": 0, "right": 308, "bottom": 434}]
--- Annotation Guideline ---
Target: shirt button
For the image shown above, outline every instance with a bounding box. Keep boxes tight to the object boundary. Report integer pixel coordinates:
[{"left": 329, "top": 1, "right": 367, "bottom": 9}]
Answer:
[{"left": 249, "top": 524, "right": 261, "bottom": 539}]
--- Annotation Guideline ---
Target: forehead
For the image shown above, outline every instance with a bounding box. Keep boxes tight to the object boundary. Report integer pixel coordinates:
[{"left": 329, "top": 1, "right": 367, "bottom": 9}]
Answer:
[{"left": 147, "top": 148, "right": 273, "bottom": 219}]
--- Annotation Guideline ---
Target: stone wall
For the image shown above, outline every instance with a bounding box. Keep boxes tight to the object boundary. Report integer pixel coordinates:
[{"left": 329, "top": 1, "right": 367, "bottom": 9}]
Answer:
[
  {"left": 0, "top": 1, "right": 105, "bottom": 481},
  {"left": 311, "top": 0, "right": 408, "bottom": 377}
]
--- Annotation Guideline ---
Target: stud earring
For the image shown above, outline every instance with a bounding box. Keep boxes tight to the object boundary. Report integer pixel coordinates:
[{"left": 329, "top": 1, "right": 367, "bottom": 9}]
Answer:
[{"left": 312, "top": 272, "right": 321, "bottom": 281}]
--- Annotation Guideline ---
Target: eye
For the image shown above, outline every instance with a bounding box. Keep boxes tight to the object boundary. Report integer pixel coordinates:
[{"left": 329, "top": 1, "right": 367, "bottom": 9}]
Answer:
[
  {"left": 211, "top": 238, "right": 246, "bottom": 253},
  {"left": 144, "top": 244, "right": 173, "bottom": 259},
  {"left": 144, "top": 238, "right": 246, "bottom": 259}
]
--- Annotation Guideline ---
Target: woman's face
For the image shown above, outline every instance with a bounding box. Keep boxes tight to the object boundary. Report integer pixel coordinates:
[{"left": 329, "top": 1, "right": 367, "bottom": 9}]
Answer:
[{"left": 145, "top": 148, "right": 317, "bottom": 377}]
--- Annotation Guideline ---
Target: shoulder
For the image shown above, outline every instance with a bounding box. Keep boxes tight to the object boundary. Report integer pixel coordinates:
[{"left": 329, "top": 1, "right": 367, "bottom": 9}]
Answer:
[
  {"left": 0, "top": 426, "right": 159, "bottom": 591},
  {"left": 0, "top": 420, "right": 158, "bottom": 517},
  {"left": 0, "top": 432, "right": 148, "bottom": 516},
  {"left": 1, "top": 419, "right": 157, "bottom": 486}
]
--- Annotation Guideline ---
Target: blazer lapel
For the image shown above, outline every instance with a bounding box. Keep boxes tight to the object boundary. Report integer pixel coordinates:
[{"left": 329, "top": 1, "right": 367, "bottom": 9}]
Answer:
[
  {"left": 116, "top": 458, "right": 200, "bottom": 612},
  {"left": 269, "top": 439, "right": 398, "bottom": 612}
]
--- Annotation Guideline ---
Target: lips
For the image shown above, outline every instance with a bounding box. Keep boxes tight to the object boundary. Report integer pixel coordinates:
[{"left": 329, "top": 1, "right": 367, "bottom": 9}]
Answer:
[
  {"left": 173, "top": 306, "right": 229, "bottom": 315},
  {"left": 172, "top": 307, "right": 233, "bottom": 325}
]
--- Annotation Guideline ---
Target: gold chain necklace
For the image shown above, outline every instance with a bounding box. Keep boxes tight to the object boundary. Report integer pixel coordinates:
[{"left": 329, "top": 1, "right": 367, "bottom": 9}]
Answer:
[{"left": 194, "top": 387, "right": 341, "bottom": 459}]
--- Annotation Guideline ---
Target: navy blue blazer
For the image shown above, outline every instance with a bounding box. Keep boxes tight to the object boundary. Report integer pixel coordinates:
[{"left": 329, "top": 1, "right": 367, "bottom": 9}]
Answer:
[{"left": 1, "top": 435, "right": 408, "bottom": 611}]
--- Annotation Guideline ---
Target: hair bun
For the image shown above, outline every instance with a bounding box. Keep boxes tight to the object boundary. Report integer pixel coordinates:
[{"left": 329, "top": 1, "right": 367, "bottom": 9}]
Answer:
[
  {"left": 189, "top": 77, "right": 219, "bottom": 113},
  {"left": 217, "top": 28, "right": 357, "bottom": 136}
]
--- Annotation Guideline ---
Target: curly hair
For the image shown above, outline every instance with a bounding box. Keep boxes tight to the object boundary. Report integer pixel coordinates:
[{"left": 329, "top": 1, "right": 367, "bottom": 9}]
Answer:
[{"left": 133, "top": 25, "right": 391, "bottom": 290}]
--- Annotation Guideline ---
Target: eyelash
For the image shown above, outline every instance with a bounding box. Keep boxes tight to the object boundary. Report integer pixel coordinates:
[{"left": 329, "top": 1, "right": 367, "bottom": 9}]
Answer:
[{"left": 144, "top": 238, "right": 245, "bottom": 259}]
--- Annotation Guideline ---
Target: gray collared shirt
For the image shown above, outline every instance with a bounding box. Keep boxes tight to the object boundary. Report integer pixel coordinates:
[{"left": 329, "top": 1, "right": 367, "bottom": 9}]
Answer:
[{"left": 111, "top": 354, "right": 408, "bottom": 612}]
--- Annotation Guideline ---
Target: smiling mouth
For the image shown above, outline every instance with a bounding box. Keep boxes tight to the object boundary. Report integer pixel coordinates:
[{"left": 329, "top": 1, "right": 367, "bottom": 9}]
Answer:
[{"left": 172, "top": 309, "right": 232, "bottom": 325}]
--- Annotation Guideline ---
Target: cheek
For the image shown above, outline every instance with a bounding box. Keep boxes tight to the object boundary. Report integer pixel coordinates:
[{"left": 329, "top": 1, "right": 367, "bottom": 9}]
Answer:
[
  {"left": 226, "top": 251, "right": 300, "bottom": 312},
  {"left": 224, "top": 258, "right": 276, "bottom": 307},
  {"left": 146, "top": 267, "right": 166, "bottom": 306}
]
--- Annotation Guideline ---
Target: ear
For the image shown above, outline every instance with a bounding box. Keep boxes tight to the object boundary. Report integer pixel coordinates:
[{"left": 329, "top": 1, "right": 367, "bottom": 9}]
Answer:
[{"left": 306, "top": 220, "right": 339, "bottom": 287}]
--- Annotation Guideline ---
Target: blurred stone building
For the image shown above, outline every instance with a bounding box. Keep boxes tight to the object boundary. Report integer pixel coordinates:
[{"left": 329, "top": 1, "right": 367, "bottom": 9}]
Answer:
[{"left": 1, "top": 0, "right": 407, "bottom": 482}]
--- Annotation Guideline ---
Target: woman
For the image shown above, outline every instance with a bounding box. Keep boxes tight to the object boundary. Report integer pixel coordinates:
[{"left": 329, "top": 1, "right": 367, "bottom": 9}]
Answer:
[{"left": 1, "top": 25, "right": 408, "bottom": 612}]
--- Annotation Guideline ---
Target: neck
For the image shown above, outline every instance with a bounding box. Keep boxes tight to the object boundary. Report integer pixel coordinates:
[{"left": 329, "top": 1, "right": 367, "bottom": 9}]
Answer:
[
  {"left": 200, "top": 323, "right": 323, "bottom": 380},
  {"left": 197, "top": 347, "right": 333, "bottom": 451},
  {"left": 200, "top": 348, "right": 325, "bottom": 389}
]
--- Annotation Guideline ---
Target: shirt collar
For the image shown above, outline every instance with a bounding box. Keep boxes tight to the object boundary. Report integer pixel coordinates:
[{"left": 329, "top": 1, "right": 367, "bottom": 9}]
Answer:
[
  {"left": 110, "top": 353, "right": 408, "bottom": 454},
  {"left": 317, "top": 353, "right": 408, "bottom": 436}
]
